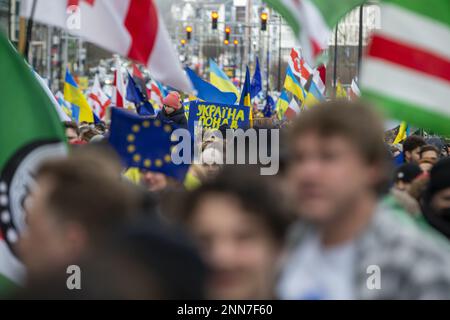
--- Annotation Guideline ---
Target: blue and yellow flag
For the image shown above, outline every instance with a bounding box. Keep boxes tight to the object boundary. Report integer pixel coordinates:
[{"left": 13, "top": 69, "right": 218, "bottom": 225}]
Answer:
[
  {"left": 393, "top": 122, "right": 408, "bottom": 144},
  {"left": 186, "top": 67, "right": 237, "bottom": 104},
  {"left": 304, "top": 80, "right": 325, "bottom": 109},
  {"left": 284, "top": 66, "right": 306, "bottom": 102},
  {"left": 239, "top": 66, "right": 253, "bottom": 125},
  {"left": 209, "top": 59, "right": 240, "bottom": 98},
  {"left": 276, "top": 90, "right": 290, "bottom": 120},
  {"left": 64, "top": 69, "right": 95, "bottom": 123},
  {"left": 108, "top": 107, "right": 190, "bottom": 181}
]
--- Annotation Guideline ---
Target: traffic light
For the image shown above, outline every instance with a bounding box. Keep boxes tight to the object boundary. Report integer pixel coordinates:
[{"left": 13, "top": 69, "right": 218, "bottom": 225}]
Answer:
[
  {"left": 211, "top": 11, "right": 218, "bottom": 30},
  {"left": 180, "top": 39, "right": 186, "bottom": 46},
  {"left": 186, "top": 26, "right": 192, "bottom": 41},
  {"left": 260, "top": 12, "right": 268, "bottom": 31},
  {"left": 224, "top": 39, "right": 229, "bottom": 45},
  {"left": 225, "top": 26, "right": 231, "bottom": 42},
  {"left": 233, "top": 39, "right": 239, "bottom": 46}
]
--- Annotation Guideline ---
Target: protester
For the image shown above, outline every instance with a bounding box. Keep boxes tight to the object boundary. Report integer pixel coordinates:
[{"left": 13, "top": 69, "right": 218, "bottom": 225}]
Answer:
[
  {"left": 18, "top": 153, "right": 141, "bottom": 283},
  {"left": 278, "top": 101, "right": 450, "bottom": 299},
  {"left": 157, "top": 91, "right": 188, "bottom": 129},
  {"left": 179, "top": 166, "right": 292, "bottom": 299},
  {"left": 63, "top": 121, "right": 80, "bottom": 144},
  {"left": 403, "top": 135, "right": 426, "bottom": 164},
  {"left": 421, "top": 158, "right": 450, "bottom": 240},
  {"left": 393, "top": 163, "right": 422, "bottom": 193},
  {"left": 420, "top": 144, "right": 440, "bottom": 164}
]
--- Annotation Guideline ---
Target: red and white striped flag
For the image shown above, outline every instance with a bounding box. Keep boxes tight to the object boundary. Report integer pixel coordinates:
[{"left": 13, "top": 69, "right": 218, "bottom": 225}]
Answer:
[
  {"left": 88, "top": 74, "right": 111, "bottom": 119},
  {"left": 285, "top": 98, "right": 301, "bottom": 120},
  {"left": 112, "top": 62, "right": 127, "bottom": 108},
  {"left": 21, "top": 0, "right": 193, "bottom": 93},
  {"left": 361, "top": 0, "right": 450, "bottom": 135}
]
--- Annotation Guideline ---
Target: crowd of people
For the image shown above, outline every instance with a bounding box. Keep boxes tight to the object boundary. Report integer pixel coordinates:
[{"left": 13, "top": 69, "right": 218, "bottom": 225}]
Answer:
[{"left": 10, "top": 95, "right": 450, "bottom": 299}]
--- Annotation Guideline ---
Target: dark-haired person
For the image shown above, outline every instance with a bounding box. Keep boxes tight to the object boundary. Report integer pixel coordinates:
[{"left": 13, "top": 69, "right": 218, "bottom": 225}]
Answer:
[
  {"left": 421, "top": 158, "right": 450, "bottom": 241},
  {"left": 18, "top": 154, "right": 140, "bottom": 282},
  {"left": 179, "top": 167, "right": 292, "bottom": 299},
  {"left": 279, "top": 101, "right": 450, "bottom": 299},
  {"left": 420, "top": 144, "right": 440, "bottom": 165},
  {"left": 393, "top": 163, "right": 422, "bottom": 193},
  {"left": 63, "top": 121, "right": 80, "bottom": 144},
  {"left": 403, "top": 135, "right": 426, "bottom": 164}
]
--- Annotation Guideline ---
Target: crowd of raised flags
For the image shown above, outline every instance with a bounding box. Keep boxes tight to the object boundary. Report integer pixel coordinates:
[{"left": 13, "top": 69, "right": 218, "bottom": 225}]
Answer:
[{"left": 0, "top": 0, "right": 448, "bottom": 292}]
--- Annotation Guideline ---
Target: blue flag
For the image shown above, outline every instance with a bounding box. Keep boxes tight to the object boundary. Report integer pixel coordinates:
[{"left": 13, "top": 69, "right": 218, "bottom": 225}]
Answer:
[
  {"left": 108, "top": 107, "right": 189, "bottom": 181},
  {"left": 185, "top": 67, "right": 237, "bottom": 104},
  {"left": 263, "top": 95, "right": 275, "bottom": 118},
  {"left": 126, "top": 73, "right": 155, "bottom": 116},
  {"left": 250, "top": 57, "right": 262, "bottom": 99}
]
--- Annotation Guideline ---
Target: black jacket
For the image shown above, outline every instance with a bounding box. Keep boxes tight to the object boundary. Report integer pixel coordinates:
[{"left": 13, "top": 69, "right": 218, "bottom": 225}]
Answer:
[{"left": 157, "top": 107, "right": 188, "bottom": 129}]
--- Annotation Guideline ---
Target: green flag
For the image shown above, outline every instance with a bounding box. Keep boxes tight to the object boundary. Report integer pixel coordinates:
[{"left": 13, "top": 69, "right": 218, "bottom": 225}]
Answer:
[{"left": 0, "top": 32, "right": 66, "bottom": 287}]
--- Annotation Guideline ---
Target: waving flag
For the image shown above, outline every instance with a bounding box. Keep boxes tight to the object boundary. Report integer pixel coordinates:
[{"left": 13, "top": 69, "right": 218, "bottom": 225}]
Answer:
[
  {"left": 186, "top": 68, "right": 238, "bottom": 105},
  {"left": 263, "top": 95, "right": 276, "bottom": 117},
  {"left": 240, "top": 66, "right": 253, "bottom": 126},
  {"left": 285, "top": 98, "right": 302, "bottom": 120},
  {"left": 284, "top": 66, "right": 306, "bottom": 102},
  {"left": 64, "top": 69, "right": 95, "bottom": 123},
  {"left": 336, "top": 79, "right": 348, "bottom": 99},
  {"left": 250, "top": 57, "right": 263, "bottom": 98},
  {"left": 264, "top": 0, "right": 365, "bottom": 64},
  {"left": 349, "top": 78, "right": 361, "bottom": 100},
  {"left": 109, "top": 107, "right": 189, "bottom": 181},
  {"left": 88, "top": 74, "right": 111, "bottom": 119},
  {"left": 20, "top": 0, "right": 193, "bottom": 93},
  {"left": 209, "top": 59, "right": 240, "bottom": 97},
  {"left": 113, "top": 62, "right": 127, "bottom": 108},
  {"left": 126, "top": 73, "right": 155, "bottom": 116},
  {"left": 304, "top": 80, "right": 325, "bottom": 108},
  {"left": 0, "top": 32, "right": 66, "bottom": 290},
  {"left": 276, "top": 90, "right": 290, "bottom": 119},
  {"left": 361, "top": 0, "right": 450, "bottom": 135}
]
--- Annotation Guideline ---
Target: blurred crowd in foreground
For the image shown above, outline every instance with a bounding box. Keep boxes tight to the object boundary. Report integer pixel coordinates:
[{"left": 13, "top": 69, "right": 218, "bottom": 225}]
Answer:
[{"left": 7, "top": 99, "right": 450, "bottom": 300}]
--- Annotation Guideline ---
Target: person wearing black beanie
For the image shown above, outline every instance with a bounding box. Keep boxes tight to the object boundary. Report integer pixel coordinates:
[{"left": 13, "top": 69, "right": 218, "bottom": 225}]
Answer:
[{"left": 421, "top": 158, "right": 450, "bottom": 240}]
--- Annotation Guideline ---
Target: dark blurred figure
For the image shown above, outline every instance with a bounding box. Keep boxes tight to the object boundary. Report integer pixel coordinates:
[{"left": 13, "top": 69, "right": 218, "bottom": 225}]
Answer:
[
  {"left": 63, "top": 121, "right": 80, "bottom": 144},
  {"left": 403, "top": 135, "right": 426, "bottom": 164},
  {"left": 279, "top": 101, "right": 450, "bottom": 299},
  {"left": 393, "top": 163, "right": 422, "bottom": 193},
  {"left": 179, "top": 166, "right": 292, "bottom": 299},
  {"left": 17, "top": 218, "right": 206, "bottom": 299},
  {"left": 18, "top": 153, "right": 141, "bottom": 283},
  {"left": 421, "top": 158, "right": 450, "bottom": 240}
]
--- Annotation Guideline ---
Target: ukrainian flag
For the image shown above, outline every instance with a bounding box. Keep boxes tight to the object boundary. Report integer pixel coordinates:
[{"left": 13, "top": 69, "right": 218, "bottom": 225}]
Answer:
[
  {"left": 276, "top": 90, "right": 290, "bottom": 120},
  {"left": 239, "top": 66, "right": 253, "bottom": 126},
  {"left": 64, "top": 68, "right": 95, "bottom": 123},
  {"left": 393, "top": 122, "right": 408, "bottom": 144},
  {"left": 336, "top": 79, "right": 347, "bottom": 99},
  {"left": 284, "top": 66, "right": 306, "bottom": 102},
  {"left": 304, "top": 80, "right": 325, "bottom": 109},
  {"left": 209, "top": 59, "right": 240, "bottom": 98}
]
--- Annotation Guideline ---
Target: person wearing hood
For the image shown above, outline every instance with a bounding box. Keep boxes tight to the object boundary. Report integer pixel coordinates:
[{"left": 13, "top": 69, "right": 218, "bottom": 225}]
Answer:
[
  {"left": 157, "top": 91, "right": 188, "bottom": 129},
  {"left": 421, "top": 158, "right": 450, "bottom": 240}
]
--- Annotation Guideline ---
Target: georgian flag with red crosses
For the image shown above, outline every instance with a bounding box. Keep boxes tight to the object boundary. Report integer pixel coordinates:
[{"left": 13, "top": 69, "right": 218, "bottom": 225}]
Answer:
[{"left": 21, "top": 0, "right": 193, "bottom": 93}]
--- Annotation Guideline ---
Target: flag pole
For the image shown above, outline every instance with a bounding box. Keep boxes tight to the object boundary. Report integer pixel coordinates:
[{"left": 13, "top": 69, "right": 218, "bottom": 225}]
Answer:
[
  {"left": 333, "top": 22, "right": 338, "bottom": 92},
  {"left": 20, "top": 0, "right": 37, "bottom": 61},
  {"left": 357, "top": 5, "right": 364, "bottom": 76}
]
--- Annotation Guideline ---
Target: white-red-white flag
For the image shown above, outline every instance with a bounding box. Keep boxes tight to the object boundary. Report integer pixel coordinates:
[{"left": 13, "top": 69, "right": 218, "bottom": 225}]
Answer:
[
  {"left": 88, "top": 74, "right": 111, "bottom": 119},
  {"left": 149, "top": 80, "right": 163, "bottom": 107},
  {"left": 20, "top": 0, "right": 193, "bottom": 93},
  {"left": 112, "top": 61, "right": 127, "bottom": 108}
]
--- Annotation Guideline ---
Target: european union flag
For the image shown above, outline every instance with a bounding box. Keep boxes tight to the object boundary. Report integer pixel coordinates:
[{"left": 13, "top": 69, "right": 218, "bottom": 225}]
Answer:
[
  {"left": 263, "top": 95, "right": 275, "bottom": 118},
  {"left": 126, "top": 73, "right": 155, "bottom": 116},
  {"left": 250, "top": 57, "right": 262, "bottom": 99},
  {"left": 108, "top": 107, "right": 190, "bottom": 181}
]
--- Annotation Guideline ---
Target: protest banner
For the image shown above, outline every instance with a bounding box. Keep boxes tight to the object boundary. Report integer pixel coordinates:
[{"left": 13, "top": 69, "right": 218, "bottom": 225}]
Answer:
[{"left": 188, "top": 100, "right": 250, "bottom": 134}]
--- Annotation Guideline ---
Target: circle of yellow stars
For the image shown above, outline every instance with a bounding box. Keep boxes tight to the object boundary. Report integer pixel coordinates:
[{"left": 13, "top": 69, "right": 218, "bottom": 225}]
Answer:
[{"left": 126, "top": 120, "right": 173, "bottom": 169}]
